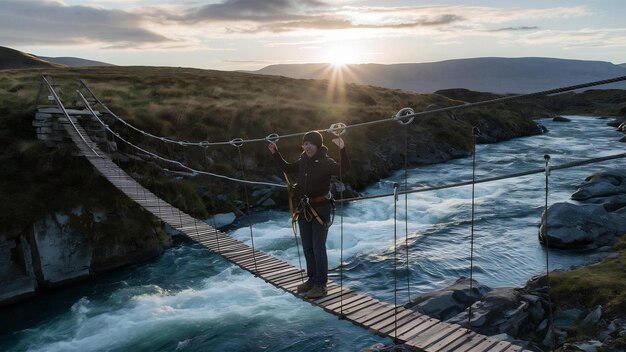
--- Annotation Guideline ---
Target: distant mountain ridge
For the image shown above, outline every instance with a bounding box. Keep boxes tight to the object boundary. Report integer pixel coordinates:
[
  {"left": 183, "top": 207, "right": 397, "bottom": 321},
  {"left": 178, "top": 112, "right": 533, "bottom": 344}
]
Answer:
[
  {"left": 38, "top": 56, "right": 112, "bottom": 67},
  {"left": 253, "top": 57, "right": 626, "bottom": 94}
]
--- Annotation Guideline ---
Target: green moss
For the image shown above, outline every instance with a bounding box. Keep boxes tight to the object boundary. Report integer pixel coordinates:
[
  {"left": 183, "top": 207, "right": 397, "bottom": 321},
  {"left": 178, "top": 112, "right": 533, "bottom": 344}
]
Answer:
[{"left": 550, "top": 242, "right": 626, "bottom": 316}]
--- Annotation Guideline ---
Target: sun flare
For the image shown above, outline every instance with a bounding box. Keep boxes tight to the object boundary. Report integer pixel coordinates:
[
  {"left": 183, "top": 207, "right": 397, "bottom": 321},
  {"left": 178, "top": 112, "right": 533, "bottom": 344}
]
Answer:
[{"left": 326, "top": 47, "right": 359, "bottom": 67}]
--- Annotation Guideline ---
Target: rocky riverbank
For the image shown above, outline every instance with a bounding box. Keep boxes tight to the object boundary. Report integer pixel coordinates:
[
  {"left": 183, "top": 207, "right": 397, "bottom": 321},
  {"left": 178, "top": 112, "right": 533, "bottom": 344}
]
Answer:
[{"left": 362, "top": 132, "right": 626, "bottom": 352}]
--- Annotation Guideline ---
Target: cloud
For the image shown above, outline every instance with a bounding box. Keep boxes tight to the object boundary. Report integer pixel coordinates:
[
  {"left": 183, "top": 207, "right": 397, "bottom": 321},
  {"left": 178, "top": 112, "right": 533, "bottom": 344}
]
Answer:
[
  {"left": 489, "top": 26, "right": 539, "bottom": 32},
  {"left": 243, "top": 14, "right": 464, "bottom": 33},
  {"left": 0, "top": 0, "right": 172, "bottom": 47},
  {"left": 520, "top": 28, "right": 626, "bottom": 49},
  {"left": 182, "top": 0, "right": 328, "bottom": 23}
]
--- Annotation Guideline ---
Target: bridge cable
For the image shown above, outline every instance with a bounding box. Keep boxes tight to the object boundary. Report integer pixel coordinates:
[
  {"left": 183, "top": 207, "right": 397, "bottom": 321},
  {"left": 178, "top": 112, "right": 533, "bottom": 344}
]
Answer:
[
  {"left": 403, "top": 126, "right": 412, "bottom": 303},
  {"left": 76, "top": 91, "right": 285, "bottom": 188},
  {"left": 203, "top": 148, "right": 223, "bottom": 253},
  {"left": 78, "top": 75, "right": 626, "bottom": 148},
  {"left": 235, "top": 144, "right": 259, "bottom": 274},
  {"left": 77, "top": 76, "right": 626, "bottom": 191},
  {"left": 392, "top": 182, "right": 399, "bottom": 343},
  {"left": 336, "top": 151, "right": 626, "bottom": 204},
  {"left": 338, "top": 141, "right": 346, "bottom": 317},
  {"left": 42, "top": 77, "right": 100, "bottom": 158},
  {"left": 467, "top": 126, "right": 481, "bottom": 331},
  {"left": 543, "top": 155, "right": 557, "bottom": 351}
]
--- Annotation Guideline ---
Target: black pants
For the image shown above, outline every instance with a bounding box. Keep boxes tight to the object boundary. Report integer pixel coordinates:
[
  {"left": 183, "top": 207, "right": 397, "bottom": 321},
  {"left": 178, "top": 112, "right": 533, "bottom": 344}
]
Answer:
[{"left": 298, "top": 202, "right": 331, "bottom": 285}]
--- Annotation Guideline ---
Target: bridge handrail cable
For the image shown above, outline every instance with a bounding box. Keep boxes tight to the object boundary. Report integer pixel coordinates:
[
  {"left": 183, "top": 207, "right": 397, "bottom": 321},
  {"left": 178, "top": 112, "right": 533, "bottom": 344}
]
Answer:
[
  {"left": 79, "top": 75, "right": 626, "bottom": 147},
  {"left": 76, "top": 91, "right": 287, "bottom": 188}
]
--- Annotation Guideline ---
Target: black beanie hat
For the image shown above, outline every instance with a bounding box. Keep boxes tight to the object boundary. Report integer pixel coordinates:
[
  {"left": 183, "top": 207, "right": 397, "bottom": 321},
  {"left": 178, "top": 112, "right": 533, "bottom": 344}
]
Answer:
[{"left": 302, "top": 131, "right": 323, "bottom": 148}]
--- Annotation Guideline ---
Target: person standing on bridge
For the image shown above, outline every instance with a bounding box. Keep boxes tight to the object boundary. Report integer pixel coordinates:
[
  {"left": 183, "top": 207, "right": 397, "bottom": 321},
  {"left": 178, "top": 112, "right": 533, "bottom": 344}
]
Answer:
[{"left": 268, "top": 131, "right": 349, "bottom": 298}]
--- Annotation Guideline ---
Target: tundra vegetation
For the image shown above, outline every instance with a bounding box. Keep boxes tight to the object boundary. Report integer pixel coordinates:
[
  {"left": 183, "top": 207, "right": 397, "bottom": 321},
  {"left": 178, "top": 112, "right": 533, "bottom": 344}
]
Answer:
[{"left": 1, "top": 66, "right": 625, "bottom": 349}]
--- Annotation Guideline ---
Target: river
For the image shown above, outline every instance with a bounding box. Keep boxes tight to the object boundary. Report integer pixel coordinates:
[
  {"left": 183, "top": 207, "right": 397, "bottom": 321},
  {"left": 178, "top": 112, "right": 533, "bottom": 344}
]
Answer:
[{"left": 1, "top": 116, "right": 624, "bottom": 351}]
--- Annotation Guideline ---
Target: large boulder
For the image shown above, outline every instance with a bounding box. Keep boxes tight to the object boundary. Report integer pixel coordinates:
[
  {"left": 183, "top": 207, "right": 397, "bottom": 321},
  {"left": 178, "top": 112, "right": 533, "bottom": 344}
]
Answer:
[
  {"left": 538, "top": 202, "right": 624, "bottom": 248},
  {"left": 539, "top": 170, "right": 626, "bottom": 249},
  {"left": 447, "top": 288, "right": 529, "bottom": 336},
  {"left": 404, "top": 277, "right": 490, "bottom": 320},
  {"left": 571, "top": 171, "right": 626, "bottom": 201}
]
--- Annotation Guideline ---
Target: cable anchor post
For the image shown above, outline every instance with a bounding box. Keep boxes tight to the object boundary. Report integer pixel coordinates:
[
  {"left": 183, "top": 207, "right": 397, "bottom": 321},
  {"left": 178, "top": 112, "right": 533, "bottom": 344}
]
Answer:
[
  {"left": 328, "top": 123, "right": 347, "bottom": 137},
  {"left": 393, "top": 108, "right": 415, "bottom": 125}
]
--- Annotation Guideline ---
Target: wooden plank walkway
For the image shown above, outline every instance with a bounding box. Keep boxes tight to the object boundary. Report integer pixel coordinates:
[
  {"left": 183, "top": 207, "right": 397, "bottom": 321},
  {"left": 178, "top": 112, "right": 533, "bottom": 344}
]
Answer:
[{"left": 57, "top": 111, "right": 531, "bottom": 352}]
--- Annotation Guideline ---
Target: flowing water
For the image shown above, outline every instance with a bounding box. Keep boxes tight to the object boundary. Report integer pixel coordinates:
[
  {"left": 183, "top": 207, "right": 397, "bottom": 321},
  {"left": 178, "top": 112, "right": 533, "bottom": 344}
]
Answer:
[{"left": 1, "top": 116, "right": 625, "bottom": 352}]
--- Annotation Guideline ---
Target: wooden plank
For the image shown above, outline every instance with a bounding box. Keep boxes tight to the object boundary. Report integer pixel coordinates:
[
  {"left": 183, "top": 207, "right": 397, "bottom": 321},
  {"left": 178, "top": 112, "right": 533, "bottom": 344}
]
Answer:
[
  {"left": 274, "top": 275, "right": 309, "bottom": 289},
  {"left": 502, "top": 344, "right": 525, "bottom": 352},
  {"left": 268, "top": 270, "right": 306, "bottom": 284},
  {"left": 405, "top": 322, "right": 462, "bottom": 349},
  {"left": 255, "top": 263, "right": 295, "bottom": 276},
  {"left": 337, "top": 297, "right": 381, "bottom": 316},
  {"left": 432, "top": 331, "right": 484, "bottom": 352},
  {"left": 265, "top": 269, "right": 304, "bottom": 283},
  {"left": 463, "top": 337, "right": 501, "bottom": 352},
  {"left": 449, "top": 336, "right": 494, "bottom": 352},
  {"left": 258, "top": 266, "right": 299, "bottom": 280},
  {"left": 369, "top": 308, "right": 415, "bottom": 333},
  {"left": 396, "top": 316, "right": 441, "bottom": 342},
  {"left": 350, "top": 304, "right": 396, "bottom": 325},
  {"left": 484, "top": 341, "right": 513, "bottom": 352},
  {"left": 390, "top": 315, "right": 442, "bottom": 342},
  {"left": 428, "top": 328, "right": 473, "bottom": 352},
  {"left": 310, "top": 287, "right": 354, "bottom": 305},
  {"left": 322, "top": 294, "right": 370, "bottom": 311}
]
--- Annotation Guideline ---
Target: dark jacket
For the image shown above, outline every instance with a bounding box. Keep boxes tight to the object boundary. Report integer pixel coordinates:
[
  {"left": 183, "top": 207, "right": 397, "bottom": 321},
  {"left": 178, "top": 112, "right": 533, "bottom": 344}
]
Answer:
[{"left": 273, "top": 145, "right": 350, "bottom": 199}]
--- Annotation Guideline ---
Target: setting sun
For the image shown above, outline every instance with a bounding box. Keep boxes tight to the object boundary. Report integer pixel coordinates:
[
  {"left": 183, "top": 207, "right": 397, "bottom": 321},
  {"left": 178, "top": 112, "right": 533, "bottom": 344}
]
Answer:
[{"left": 326, "top": 46, "right": 360, "bottom": 67}]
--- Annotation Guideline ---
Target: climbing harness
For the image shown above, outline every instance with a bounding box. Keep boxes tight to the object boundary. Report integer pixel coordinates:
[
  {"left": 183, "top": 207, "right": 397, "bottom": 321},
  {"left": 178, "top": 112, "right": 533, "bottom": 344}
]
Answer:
[{"left": 297, "top": 194, "right": 335, "bottom": 228}]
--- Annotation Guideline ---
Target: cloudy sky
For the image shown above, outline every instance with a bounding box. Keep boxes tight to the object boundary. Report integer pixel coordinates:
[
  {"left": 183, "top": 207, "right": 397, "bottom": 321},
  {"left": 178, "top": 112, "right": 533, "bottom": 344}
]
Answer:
[{"left": 2, "top": 0, "right": 625, "bottom": 70}]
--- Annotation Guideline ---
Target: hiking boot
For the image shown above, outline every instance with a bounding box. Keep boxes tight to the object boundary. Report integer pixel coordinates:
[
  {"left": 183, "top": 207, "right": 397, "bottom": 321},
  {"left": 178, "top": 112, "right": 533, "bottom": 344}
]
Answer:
[
  {"left": 297, "top": 279, "right": 314, "bottom": 293},
  {"left": 304, "top": 284, "right": 327, "bottom": 299}
]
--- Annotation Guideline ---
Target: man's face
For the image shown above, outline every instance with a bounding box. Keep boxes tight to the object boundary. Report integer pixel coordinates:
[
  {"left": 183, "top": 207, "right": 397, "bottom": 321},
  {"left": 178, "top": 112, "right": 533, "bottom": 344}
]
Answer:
[{"left": 302, "top": 141, "right": 318, "bottom": 157}]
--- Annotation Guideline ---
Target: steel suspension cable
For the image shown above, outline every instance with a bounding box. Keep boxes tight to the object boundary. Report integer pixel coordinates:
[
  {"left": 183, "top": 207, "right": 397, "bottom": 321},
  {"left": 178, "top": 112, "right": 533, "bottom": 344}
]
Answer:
[
  {"left": 335, "top": 151, "right": 626, "bottom": 204},
  {"left": 42, "top": 77, "right": 100, "bottom": 158},
  {"left": 79, "top": 75, "right": 626, "bottom": 148},
  {"left": 77, "top": 91, "right": 286, "bottom": 189},
  {"left": 543, "top": 155, "right": 557, "bottom": 351}
]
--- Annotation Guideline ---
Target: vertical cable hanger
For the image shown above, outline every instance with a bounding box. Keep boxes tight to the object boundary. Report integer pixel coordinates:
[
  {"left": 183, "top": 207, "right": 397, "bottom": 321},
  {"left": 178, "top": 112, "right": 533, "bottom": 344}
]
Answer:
[
  {"left": 467, "top": 126, "right": 481, "bottom": 331},
  {"left": 543, "top": 154, "right": 557, "bottom": 351},
  {"left": 403, "top": 126, "right": 412, "bottom": 303},
  {"left": 204, "top": 148, "right": 222, "bottom": 253},
  {"left": 329, "top": 123, "right": 347, "bottom": 317},
  {"left": 233, "top": 138, "right": 259, "bottom": 274},
  {"left": 392, "top": 182, "right": 400, "bottom": 344}
]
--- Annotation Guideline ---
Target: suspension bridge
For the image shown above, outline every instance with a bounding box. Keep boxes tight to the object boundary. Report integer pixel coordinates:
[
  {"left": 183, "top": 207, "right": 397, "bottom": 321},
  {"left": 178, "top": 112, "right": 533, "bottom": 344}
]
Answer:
[{"left": 34, "top": 74, "right": 626, "bottom": 351}]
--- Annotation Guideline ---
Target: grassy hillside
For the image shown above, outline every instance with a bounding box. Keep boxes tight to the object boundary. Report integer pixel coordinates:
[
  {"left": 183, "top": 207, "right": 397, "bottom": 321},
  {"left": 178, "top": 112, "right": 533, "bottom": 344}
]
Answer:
[
  {"left": 0, "top": 46, "right": 63, "bottom": 70},
  {"left": 0, "top": 66, "right": 546, "bottom": 234},
  {"left": 0, "top": 65, "right": 604, "bottom": 235}
]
